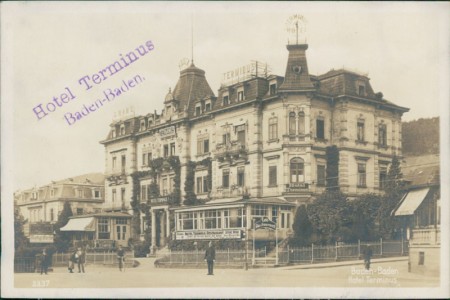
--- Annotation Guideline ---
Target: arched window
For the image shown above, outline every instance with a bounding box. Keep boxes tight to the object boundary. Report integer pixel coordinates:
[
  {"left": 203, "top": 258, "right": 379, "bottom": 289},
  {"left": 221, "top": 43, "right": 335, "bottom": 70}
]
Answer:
[
  {"left": 289, "top": 112, "right": 296, "bottom": 135},
  {"left": 290, "top": 157, "right": 304, "bottom": 183},
  {"left": 298, "top": 111, "right": 305, "bottom": 134}
]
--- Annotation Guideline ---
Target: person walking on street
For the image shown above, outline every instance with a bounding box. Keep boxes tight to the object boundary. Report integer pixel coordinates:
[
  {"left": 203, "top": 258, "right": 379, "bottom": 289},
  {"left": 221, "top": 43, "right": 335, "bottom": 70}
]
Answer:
[
  {"left": 40, "top": 249, "right": 49, "bottom": 275},
  {"left": 204, "top": 241, "right": 216, "bottom": 275},
  {"left": 77, "top": 247, "right": 86, "bottom": 273},
  {"left": 117, "top": 245, "right": 125, "bottom": 272},
  {"left": 363, "top": 244, "right": 373, "bottom": 270}
]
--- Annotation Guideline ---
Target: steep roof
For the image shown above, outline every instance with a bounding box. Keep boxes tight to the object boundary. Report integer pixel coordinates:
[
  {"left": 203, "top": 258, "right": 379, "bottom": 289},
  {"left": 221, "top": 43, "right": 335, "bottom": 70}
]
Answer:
[
  {"left": 402, "top": 154, "right": 440, "bottom": 187},
  {"left": 172, "top": 63, "right": 215, "bottom": 117}
]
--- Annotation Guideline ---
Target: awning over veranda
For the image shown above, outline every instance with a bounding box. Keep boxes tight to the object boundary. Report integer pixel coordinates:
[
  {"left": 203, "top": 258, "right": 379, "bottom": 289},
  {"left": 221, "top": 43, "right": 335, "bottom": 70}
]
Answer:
[
  {"left": 394, "top": 188, "right": 430, "bottom": 216},
  {"left": 60, "top": 217, "right": 95, "bottom": 231}
]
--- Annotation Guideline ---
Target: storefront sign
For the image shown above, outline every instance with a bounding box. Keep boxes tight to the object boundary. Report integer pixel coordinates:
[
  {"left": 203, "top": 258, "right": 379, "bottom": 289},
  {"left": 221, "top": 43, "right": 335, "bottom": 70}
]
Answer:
[
  {"left": 175, "top": 229, "right": 242, "bottom": 240},
  {"left": 159, "top": 126, "right": 176, "bottom": 138},
  {"left": 30, "top": 234, "right": 54, "bottom": 243},
  {"left": 255, "top": 217, "right": 276, "bottom": 230}
]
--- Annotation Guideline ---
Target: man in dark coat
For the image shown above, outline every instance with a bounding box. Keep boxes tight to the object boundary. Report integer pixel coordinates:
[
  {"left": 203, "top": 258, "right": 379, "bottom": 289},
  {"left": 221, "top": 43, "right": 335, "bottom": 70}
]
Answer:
[
  {"left": 40, "top": 249, "right": 49, "bottom": 275},
  {"left": 77, "top": 247, "right": 86, "bottom": 273},
  {"left": 117, "top": 245, "right": 125, "bottom": 272},
  {"left": 204, "top": 241, "right": 216, "bottom": 275},
  {"left": 363, "top": 244, "right": 373, "bottom": 270}
]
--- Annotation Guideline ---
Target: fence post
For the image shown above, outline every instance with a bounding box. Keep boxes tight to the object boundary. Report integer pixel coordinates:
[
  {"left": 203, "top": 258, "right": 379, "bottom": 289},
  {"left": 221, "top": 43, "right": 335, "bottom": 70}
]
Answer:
[
  {"left": 335, "top": 241, "right": 338, "bottom": 261},
  {"left": 401, "top": 236, "right": 404, "bottom": 256},
  {"left": 287, "top": 245, "right": 290, "bottom": 264},
  {"left": 358, "top": 240, "right": 361, "bottom": 258},
  {"left": 227, "top": 248, "right": 230, "bottom": 265},
  {"left": 104, "top": 251, "right": 106, "bottom": 264},
  {"left": 311, "top": 243, "right": 314, "bottom": 264},
  {"left": 181, "top": 249, "right": 184, "bottom": 265},
  {"left": 380, "top": 237, "right": 383, "bottom": 256},
  {"left": 94, "top": 251, "right": 96, "bottom": 264}
]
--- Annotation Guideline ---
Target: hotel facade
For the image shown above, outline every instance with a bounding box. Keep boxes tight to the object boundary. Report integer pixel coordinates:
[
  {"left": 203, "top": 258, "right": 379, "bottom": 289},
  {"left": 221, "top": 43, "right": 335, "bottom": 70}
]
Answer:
[{"left": 100, "top": 41, "right": 408, "bottom": 251}]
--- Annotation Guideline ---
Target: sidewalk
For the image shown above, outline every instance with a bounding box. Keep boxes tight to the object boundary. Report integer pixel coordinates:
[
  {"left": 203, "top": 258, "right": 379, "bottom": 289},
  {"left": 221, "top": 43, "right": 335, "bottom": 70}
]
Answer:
[{"left": 280, "top": 256, "right": 408, "bottom": 270}]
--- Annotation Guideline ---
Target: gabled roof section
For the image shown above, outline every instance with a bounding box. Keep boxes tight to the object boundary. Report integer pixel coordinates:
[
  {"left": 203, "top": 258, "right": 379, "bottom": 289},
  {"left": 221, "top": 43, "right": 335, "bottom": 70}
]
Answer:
[{"left": 172, "top": 63, "right": 215, "bottom": 118}]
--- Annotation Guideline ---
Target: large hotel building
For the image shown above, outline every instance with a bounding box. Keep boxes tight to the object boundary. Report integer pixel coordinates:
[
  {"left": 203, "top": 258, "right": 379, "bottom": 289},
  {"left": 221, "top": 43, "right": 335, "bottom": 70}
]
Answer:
[{"left": 100, "top": 40, "right": 408, "bottom": 251}]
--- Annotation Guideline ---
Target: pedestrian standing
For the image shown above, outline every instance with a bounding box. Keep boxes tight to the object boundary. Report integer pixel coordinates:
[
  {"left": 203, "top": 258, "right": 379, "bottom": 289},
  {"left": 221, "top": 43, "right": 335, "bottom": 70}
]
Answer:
[
  {"left": 77, "top": 247, "right": 86, "bottom": 273},
  {"left": 363, "top": 244, "right": 373, "bottom": 270},
  {"left": 68, "top": 249, "right": 77, "bottom": 273},
  {"left": 204, "top": 241, "right": 216, "bottom": 275},
  {"left": 40, "top": 249, "right": 49, "bottom": 275},
  {"left": 117, "top": 245, "right": 125, "bottom": 272}
]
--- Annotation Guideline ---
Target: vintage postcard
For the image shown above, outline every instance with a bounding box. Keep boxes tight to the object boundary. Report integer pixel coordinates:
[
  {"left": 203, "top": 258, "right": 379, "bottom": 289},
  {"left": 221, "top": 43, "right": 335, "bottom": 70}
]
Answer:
[{"left": 1, "top": 1, "right": 449, "bottom": 298}]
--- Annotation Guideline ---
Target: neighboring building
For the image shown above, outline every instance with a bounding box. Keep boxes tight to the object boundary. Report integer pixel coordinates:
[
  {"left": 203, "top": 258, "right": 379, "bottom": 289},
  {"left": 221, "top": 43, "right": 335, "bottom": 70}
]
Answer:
[
  {"left": 100, "top": 39, "right": 408, "bottom": 251},
  {"left": 394, "top": 154, "right": 440, "bottom": 276},
  {"left": 60, "top": 212, "right": 132, "bottom": 248},
  {"left": 14, "top": 173, "right": 105, "bottom": 239}
]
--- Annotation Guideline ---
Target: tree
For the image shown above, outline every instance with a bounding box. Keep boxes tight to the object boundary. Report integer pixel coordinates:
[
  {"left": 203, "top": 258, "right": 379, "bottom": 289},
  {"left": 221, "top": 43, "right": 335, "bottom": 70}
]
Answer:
[
  {"left": 378, "top": 155, "right": 405, "bottom": 239},
  {"left": 307, "top": 191, "right": 352, "bottom": 244},
  {"left": 184, "top": 161, "right": 199, "bottom": 205},
  {"left": 14, "top": 208, "right": 28, "bottom": 251},
  {"left": 350, "top": 194, "right": 381, "bottom": 241},
  {"left": 53, "top": 201, "right": 73, "bottom": 251},
  {"left": 326, "top": 146, "right": 339, "bottom": 191},
  {"left": 292, "top": 205, "right": 313, "bottom": 246}
]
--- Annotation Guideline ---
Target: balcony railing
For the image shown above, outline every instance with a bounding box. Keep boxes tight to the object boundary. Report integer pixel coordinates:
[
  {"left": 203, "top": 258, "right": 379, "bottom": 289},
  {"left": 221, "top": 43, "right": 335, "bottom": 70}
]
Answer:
[
  {"left": 410, "top": 227, "right": 440, "bottom": 245},
  {"left": 212, "top": 185, "right": 248, "bottom": 199},
  {"left": 215, "top": 141, "right": 247, "bottom": 161}
]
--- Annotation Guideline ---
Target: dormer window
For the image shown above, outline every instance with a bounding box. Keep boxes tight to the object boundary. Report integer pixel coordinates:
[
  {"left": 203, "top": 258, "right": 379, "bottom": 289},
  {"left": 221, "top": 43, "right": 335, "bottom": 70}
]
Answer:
[
  {"left": 120, "top": 124, "right": 125, "bottom": 135},
  {"left": 140, "top": 120, "right": 146, "bottom": 131},
  {"left": 111, "top": 129, "right": 116, "bottom": 138},
  {"left": 237, "top": 91, "right": 244, "bottom": 102},
  {"left": 223, "top": 95, "right": 229, "bottom": 106},
  {"left": 205, "top": 102, "right": 211, "bottom": 112},
  {"left": 195, "top": 105, "right": 201, "bottom": 116},
  {"left": 358, "top": 84, "right": 365, "bottom": 96},
  {"left": 270, "top": 83, "right": 277, "bottom": 96}
]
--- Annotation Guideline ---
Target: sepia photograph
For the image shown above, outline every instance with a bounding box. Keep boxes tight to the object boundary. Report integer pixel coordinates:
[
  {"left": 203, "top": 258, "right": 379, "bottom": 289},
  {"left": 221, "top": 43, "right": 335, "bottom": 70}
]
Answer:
[{"left": 1, "top": 1, "right": 449, "bottom": 298}]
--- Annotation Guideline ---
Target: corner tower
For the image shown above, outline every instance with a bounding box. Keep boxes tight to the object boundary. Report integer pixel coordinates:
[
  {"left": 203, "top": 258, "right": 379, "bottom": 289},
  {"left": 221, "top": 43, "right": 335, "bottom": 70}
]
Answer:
[{"left": 279, "top": 43, "right": 315, "bottom": 92}]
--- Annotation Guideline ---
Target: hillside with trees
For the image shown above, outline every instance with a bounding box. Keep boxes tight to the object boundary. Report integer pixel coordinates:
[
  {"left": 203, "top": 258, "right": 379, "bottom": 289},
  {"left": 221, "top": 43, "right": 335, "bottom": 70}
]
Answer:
[{"left": 402, "top": 117, "right": 439, "bottom": 156}]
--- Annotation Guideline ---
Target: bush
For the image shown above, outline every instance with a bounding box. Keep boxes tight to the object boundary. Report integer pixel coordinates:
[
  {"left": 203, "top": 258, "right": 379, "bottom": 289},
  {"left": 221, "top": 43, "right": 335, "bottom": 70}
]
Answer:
[{"left": 133, "top": 241, "right": 151, "bottom": 257}]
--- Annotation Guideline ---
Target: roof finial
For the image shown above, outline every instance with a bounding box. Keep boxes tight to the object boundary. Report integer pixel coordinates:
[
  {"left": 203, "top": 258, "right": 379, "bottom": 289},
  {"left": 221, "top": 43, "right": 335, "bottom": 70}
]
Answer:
[{"left": 191, "top": 14, "right": 194, "bottom": 66}]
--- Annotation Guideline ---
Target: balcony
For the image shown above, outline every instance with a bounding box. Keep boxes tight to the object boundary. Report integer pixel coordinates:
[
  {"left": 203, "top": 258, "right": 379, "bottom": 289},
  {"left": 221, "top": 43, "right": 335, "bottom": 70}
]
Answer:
[
  {"left": 410, "top": 227, "right": 440, "bottom": 246},
  {"left": 212, "top": 185, "right": 249, "bottom": 199},
  {"left": 215, "top": 141, "right": 247, "bottom": 162}
]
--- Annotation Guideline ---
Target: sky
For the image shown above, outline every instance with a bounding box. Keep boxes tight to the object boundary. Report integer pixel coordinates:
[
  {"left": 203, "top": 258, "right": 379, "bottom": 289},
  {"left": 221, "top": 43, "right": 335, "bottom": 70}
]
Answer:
[{"left": 2, "top": 1, "right": 449, "bottom": 191}]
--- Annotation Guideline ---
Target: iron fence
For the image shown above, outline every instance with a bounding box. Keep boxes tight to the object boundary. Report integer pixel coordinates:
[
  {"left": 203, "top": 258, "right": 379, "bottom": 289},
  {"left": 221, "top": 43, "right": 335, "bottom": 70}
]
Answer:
[{"left": 52, "top": 251, "right": 133, "bottom": 267}]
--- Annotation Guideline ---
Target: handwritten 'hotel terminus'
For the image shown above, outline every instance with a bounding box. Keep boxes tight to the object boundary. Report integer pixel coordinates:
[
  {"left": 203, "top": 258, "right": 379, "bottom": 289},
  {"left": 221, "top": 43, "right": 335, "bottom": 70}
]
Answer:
[{"left": 31, "top": 40, "right": 154, "bottom": 125}]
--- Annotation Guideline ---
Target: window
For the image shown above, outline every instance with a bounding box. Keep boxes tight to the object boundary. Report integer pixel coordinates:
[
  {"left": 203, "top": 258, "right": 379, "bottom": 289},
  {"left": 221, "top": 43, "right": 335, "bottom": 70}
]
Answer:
[
  {"left": 290, "top": 158, "right": 304, "bottom": 183},
  {"left": 289, "top": 112, "right": 296, "bottom": 135},
  {"left": 164, "top": 145, "right": 169, "bottom": 157},
  {"left": 181, "top": 212, "right": 194, "bottom": 230},
  {"left": 162, "top": 178, "right": 168, "bottom": 195},
  {"left": 111, "top": 129, "right": 116, "bottom": 138},
  {"left": 357, "top": 163, "right": 367, "bottom": 187},
  {"left": 269, "top": 117, "right": 278, "bottom": 140},
  {"left": 142, "top": 153, "right": 147, "bottom": 166},
  {"left": 252, "top": 205, "right": 268, "bottom": 222},
  {"left": 205, "top": 103, "right": 211, "bottom": 111},
  {"left": 112, "top": 189, "right": 116, "bottom": 202},
  {"left": 316, "top": 119, "right": 325, "bottom": 139},
  {"left": 170, "top": 143, "right": 176, "bottom": 156},
  {"left": 112, "top": 157, "right": 117, "bottom": 169},
  {"left": 195, "top": 105, "right": 201, "bottom": 116},
  {"left": 223, "top": 210, "right": 230, "bottom": 228},
  {"left": 203, "top": 176, "right": 209, "bottom": 193},
  {"left": 77, "top": 208, "right": 84, "bottom": 215},
  {"left": 148, "top": 152, "right": 152, "bottom": 164},
  {"left": 358, "top": 85, "right": 365, "bottom": 96},
  {"left": 237, "top": 208, "right": 247, "bottom": 228},
  {"left": 236, "top": 125, "right": 246, "bottom": 145},
  {"left": 76, "top": 189, "right": 83, "bottom": 198},
  {"left": 378, "top": 124, "right": 387, "bottom": 147},
  {"left": 196, "top": 177, "right": 203, "bottom": 194},
  {"left": 317, "top": 165, "right": 326, "bottom": 186},
  {"left": 272, "top": 206, "right": 278, "bottom": 224},
  {"left": 222, "top": 133, "right": 230, "bottom": 144},
  {"left": 298, "top": 112, "right": 305, "bottom": 134},
  {"left": 379, "top": 165, "right": 388, "bottom": 190},
  {"left": 120, "top": 125, "right": 125, "bottom": 135},
  {"left": 197, "top": 138, "right": 210, "bottom": 155},
  {"left": 121, "top": 155, "right": 126, "bottom": 173},
  {"left": 98, "top": 218, "right": 110, "bottom": 239},
  {"left": 205, "top": 211, "right": 221, "bottom": 229},
  {"left": 418, "top": 252, "right": 425, "bottom": 265},
  {"left": 269, "top": 166, "right": 277, "bottom": 186},
  {"left": 140, "top": 120, "right": 146, "bottom": 131},
  {"left": 50, "top": 189, "right": 55, "bottom": 198},
  {"left": 357, "top": 121, "right": 365, "bottom": 141},
  {"left": 223, "top": 169, "right": 230, "bottom": 188},
  {"left": 50, "top": 209, "right": 54, "bottom": 222},
  {"left": 237, "top": 166, "right": 245, "bottom": 187},
  {"left": 223, "top": 95, "right": 229, "bottom": 105},
  {"left": 270, "top": 84, "right": 277, "bottom": 96},
  {"left": 121, "top": 188, "right": 126, "bottom": 203},
  {"left": 238, "top": 91, "right": 244, "bottom": 101},
  {"left": 141, "top": 185, "right": 148, "bottom": 201}
]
